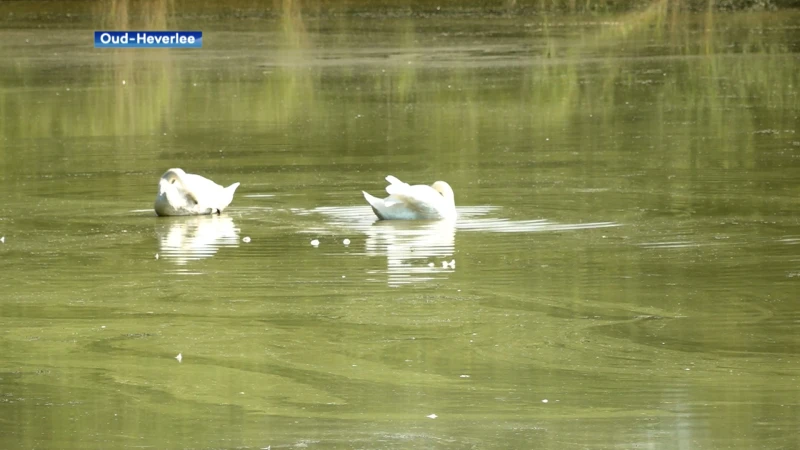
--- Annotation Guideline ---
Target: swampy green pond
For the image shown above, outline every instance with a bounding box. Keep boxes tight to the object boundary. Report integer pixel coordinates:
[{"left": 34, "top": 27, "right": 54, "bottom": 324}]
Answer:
[{"left": 1, "top": 2, "right": 799, "bottom": 449}]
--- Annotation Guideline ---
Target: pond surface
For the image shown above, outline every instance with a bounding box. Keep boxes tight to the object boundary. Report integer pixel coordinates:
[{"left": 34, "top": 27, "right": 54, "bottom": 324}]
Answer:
[{"left": 1, "top": 3, "right": 799, "bottom": 449}]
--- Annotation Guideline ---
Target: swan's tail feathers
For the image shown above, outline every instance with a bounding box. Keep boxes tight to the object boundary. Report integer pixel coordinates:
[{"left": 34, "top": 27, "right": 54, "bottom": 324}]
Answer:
[
  {"left": 363, "top": 191, "right": 386, "bottom": 219},
  {"left": 363, "top": 191, "right": 379, "bottom": 206},
  {"left": 226, "top": 182, "right": 241, "bottom": 194},
  {"left": 217, "top": 182, "right": 240, "bottom": 212}
]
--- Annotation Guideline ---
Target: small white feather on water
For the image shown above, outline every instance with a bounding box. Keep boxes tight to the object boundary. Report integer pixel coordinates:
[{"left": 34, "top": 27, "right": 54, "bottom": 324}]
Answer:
[
  {"left": 175, "top": 353, "right": 182, "bottom": 363},
  {"left": 342, "top": 238, "right": 351, "bottom": 246},
  {"left": 311, "top": 239, "right": 320, "bottom": 247},
  {"left": 1, "top": 236, "right": 4, "bottom": 244},
  {"left": 243, "top": 236, "right": 251, "bottom": 243},
  {"left": 442, "top": 259, "right": 455, "bottom": 269},
  {"left": 427, "top": 413, "right": 438, "bottom": 419}
]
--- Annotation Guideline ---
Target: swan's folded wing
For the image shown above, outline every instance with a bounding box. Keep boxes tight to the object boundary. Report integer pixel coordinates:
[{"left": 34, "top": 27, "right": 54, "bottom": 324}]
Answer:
[
  {"left": 385, "top": 175, "right": 406, "bottom": 185},
  {"left": 183, "top": 190, "right": 200, "bottom": 205},
  {"left": 384, "top": 175, "right": 411, "bottom": 195},
  {"left": 383, "top": 184, "right": 443, "bottom": 217},
  {"left": 182, "top": 173, "right": 232, "bottom": 209},
  {"left": 183, "top": 173, "right": 224, "bottom": 192}
]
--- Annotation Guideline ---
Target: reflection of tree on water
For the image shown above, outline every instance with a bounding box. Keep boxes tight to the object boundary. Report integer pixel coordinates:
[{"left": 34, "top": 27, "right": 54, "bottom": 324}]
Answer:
[
  {"left": 2, "top": 2, "right": 794, "bottom": 162},
  {"left": 156, "top": 215, "right": 240, "bottom": 265}
]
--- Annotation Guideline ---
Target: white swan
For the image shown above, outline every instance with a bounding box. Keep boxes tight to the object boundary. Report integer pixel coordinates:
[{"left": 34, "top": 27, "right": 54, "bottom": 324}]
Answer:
[
  {"left": 154, "top": 168, "right": 240, "bottom": 216},
  {"left": 362, "top": 175, "right": 456, "bottom": 221}
]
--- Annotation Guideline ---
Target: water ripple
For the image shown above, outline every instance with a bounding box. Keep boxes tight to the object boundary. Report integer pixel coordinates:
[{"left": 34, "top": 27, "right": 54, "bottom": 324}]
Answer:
[
  {"left": 301, "top": 205, "right": 620, "bottom": 234},
  {"left": 638, "top": 241, "right": 700, "bottom": 249},
  {"left": 297, "top": 205, "right": 619, "bottom": 286}
]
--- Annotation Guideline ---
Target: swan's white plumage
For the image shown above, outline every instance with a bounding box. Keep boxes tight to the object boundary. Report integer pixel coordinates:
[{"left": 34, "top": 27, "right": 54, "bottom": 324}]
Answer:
[
  {"left": 363, "top": 175, "right": 456, "bottom": 221},
  {"left": 154, "top": 168, "right": 240, "bottom": 216}
]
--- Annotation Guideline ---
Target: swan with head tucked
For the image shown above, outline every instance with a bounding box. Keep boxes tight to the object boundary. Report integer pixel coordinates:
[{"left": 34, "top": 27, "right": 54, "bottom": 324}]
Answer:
[
  {"left": 363, "top": 175, "right": 456, "bottom": 221},
  {"left": 154, "top": 168, "right": 240, "bottom": 216}
]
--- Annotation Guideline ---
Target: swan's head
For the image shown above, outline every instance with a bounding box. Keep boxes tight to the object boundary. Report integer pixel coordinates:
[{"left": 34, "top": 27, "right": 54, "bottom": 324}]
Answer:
[{"left": 431, "top": 181, "right": 454, "bottom": 201}]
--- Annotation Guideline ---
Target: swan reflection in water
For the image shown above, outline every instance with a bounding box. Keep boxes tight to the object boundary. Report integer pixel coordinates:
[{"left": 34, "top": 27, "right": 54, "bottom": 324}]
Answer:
[
  {"left": 156, "top": 215, "right": 240, "bottom": 266},
  {"left": 301, "top": 206, "right": 457, "bottom": 287},
  {"left": 363, "top": 219, "right": 456, "bottom": 287},
  {"left": 302, "top": 205, "right": 619, "bottom": 287}
]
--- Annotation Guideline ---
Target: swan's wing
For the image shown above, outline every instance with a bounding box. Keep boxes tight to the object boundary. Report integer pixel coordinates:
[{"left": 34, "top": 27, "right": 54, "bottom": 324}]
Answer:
[
  {"left": 157, "top": 177, "right": 198, "bottom": 205},
  {"left": 184, "top": 190, "right": 200, "bottom": 205},
  {"left": 383, "top": 184, "right": 444, "bottom": 216},
  {"left": 385, "top": 175, "right": 406, "bottom": 186},
  {"left": 182, "top": 173, "right": 238, "bottom": 211},
  {"left": 156, "top": 182, "right": 210, "bottom": 216},
  {"left": 182, "top": 173, "right": 224, "bottom": 193},
  {"left": 384, "top": 175, "right": 410, "bottom": 196}
]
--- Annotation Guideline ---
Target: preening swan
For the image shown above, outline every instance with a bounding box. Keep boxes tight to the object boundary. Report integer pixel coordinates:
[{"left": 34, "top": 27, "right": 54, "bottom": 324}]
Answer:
[
  {"left": 362, "top": 175, "right": 456, "bottom": 221},
  {"left": 154, "top": 168, "right": 240, "bottom": 216}
]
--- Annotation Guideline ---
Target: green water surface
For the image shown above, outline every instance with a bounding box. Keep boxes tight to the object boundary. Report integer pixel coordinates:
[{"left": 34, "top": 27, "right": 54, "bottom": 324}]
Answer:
[{"left": 1, "top": 2, "right": 799, "bottom": 449}]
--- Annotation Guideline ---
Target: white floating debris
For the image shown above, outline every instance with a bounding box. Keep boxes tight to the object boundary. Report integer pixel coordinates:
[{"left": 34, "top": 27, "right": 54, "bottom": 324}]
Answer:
[
  {"left": 428, "top": 262, "right": 435, "bottom": 268},
  {"left": 175, "top": 353, "right": 182, "bottom": 363},
  {"left": 342, "top": 238, "right": 351, "bottom": 246},
  {"left": 542, "top": 399, "right": 549, "bottom": 403},
  {"left": 342, "top": 275, "right": 346, "bottom": 278},
  {"left": 122, "top": 80, "right": 126, "bottom": 85},
  {"left": 460, "top": 374, "right": 470, "bottom": 378},
  {"left": 310, "top": 239, "right": 320, "bottom": 247},
  {"left": 243, "top": 236, "right": 251, "bottom": 243},
  {"left": 1, "top": 236, "right": 4, "bottom": 244},
  {"left": 154, "top": 253, "right": 159, "bottom": 260},
  {"left": 101, "top": 326, "right": 106, "bottom": 329},
  {"left": 427, "top": 414, "right": 438, "bottom": 419},
  {"left": 441, "top": 259, "right": 455, "bottom": 269}
]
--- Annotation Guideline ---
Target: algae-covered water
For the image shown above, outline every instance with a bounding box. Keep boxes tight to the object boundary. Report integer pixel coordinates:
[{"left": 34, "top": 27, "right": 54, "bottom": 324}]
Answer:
[{"left": 1, "top": 2, "right": 799, "bottom": 449}]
